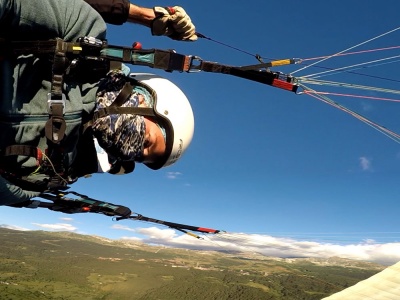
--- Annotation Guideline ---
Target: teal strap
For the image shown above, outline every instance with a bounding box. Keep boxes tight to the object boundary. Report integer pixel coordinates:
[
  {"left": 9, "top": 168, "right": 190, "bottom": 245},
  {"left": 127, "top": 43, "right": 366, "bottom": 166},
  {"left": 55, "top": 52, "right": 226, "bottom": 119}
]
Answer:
[
  {"left": 101, "top": 46, "right": 190, "bottom": 72},
  {"left": 101, "top": 48, "right": 155, "bottom": 65}
]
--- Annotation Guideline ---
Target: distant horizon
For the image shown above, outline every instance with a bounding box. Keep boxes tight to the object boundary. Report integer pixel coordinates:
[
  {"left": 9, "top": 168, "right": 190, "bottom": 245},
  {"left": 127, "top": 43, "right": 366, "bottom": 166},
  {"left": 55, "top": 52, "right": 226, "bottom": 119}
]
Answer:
[
  {"left": 0, "top": 226, "right": 388, "bottom": 268},
  {"left": 1, "top": 224, "right": 398, "bottom": 266}
]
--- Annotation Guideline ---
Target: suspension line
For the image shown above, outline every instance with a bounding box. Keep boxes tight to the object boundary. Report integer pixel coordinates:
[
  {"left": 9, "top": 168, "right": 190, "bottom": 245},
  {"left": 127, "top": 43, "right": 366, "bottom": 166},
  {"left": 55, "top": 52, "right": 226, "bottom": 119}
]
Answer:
[{"left": 292, "top": 26, "right": 400, "bottom": 75}]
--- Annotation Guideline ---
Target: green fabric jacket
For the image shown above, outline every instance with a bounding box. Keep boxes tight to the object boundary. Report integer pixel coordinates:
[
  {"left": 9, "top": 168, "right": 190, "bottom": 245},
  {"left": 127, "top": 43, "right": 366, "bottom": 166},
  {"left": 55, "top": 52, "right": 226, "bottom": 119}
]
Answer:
[{"left": 0, "top": 0, "right": 107, "bottom": 205}]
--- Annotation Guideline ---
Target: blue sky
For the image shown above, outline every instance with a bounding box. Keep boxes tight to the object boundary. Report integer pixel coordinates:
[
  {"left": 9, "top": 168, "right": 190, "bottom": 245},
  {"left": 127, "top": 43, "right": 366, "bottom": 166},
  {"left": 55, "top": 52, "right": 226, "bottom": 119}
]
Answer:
[{"left": 2, "top": 1, "right": 400, "bottom": 265}]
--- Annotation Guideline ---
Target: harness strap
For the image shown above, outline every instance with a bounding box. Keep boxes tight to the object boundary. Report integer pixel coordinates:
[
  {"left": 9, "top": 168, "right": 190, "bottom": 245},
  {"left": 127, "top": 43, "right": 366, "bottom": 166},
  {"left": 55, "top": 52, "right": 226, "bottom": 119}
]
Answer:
[
  {"left": 1, "top": 38, "right": 299, "bottom": 92},
  {"left": 110, "top": 82, "right": 134, "bottom": 107},
  {"left": 1, "top": 39, "right": 76, "bottom": 188},
  {"left": 0, "top": 144, "right": 71, "bottom": 192},
  {"left": 37, "top": 191, "right": 132, "bottom": 217},
  {"left": 93, "top": 106, "right": 156, "bottom": 121},
  {"left": 198, "top": 61, "right": 298, "bottom": 92},
  {"left": 0, "top": 38, "right": 101, "bottom": 191},
  {"left": 0, "top": 39, "right": 81, "bottom": 56},
  {"left": 101, "top": 47, "right": 192, "bottom": 71},
  {"left": 45, "top": 39, "right": 68, "bottom": 144},
  {"left": 3, "top": 145, "right": 43, "bottom": 162},
  {"left": 41, "top": 40, "right": 71, "bottom": 189},
  {"left": 102, "top": 45, "right": 298, "bottom": 92}
]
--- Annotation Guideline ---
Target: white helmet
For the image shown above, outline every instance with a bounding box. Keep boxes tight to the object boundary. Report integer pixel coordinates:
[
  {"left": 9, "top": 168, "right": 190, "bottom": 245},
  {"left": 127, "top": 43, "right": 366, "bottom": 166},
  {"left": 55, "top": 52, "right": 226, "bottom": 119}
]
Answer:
[{"left": 129, "top": 73, "right": 194, "bottom": 170}]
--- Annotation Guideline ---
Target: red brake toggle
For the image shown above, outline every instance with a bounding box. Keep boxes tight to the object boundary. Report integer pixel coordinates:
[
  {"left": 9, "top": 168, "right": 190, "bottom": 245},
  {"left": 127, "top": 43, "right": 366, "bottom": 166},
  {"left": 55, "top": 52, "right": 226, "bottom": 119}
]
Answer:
[{"left": 166, "top": 7, "right": 175, "bottom": 14}]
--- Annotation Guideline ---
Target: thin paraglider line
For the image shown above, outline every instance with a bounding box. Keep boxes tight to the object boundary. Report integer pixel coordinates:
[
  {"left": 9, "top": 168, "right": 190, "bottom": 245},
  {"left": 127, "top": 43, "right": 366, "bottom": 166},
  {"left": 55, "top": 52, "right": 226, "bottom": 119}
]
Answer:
[
  {"left": 297, "top": 83, "right": 400, "bottom": 144},
  {"left": 297, "top": 59, "right": 400, "bottom": 83},
  {"left": 302, "top": 91, "right": 400, "bottom": 103},
  {"left": 296, "top": 78, "right": 400, "bottom": 96},
  {"left": 301, "top": 45, "right": 400, "bottom": 62},
  {"left": 198, "top": 29, "right": 400, "bottom": 85},
  {"left": 292, "top": 26, "right": 400, "bottom": 75},
  {"left": 301, "top": 55, "right": 400, "bottom": 79}
]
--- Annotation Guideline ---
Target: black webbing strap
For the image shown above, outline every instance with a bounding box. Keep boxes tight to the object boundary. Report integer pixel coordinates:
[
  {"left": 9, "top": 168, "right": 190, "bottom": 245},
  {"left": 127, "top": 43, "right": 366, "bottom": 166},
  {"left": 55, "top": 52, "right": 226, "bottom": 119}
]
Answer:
[
  {"left": 200, "top": 61, "right": 275, "bottom": 80},
  {"left": 45, "top": 39, "right": 68, "bottom": 144},
  {"left": 50, "top": 40, "right": 67, "bottom": 99},
  {"left": 0, "top": 145, "right": 43, "bottom": 174},
  {"left": 43, "top": 39, "right": 71, "bottom": 188},
  {"left": 3, "top": 145, "right": 41, "bottom": 159},
  {"left": 83, "top": 106, "right": 156, "bottom": 133},
  {"left": 0, "top": 39, "right": 80, "bottom": 56},
  {"left": 153, "top": 49, "right": 191, "bottom": 71},
  {"left": 2, "top": 38, "right": 299, "bottom": 92},
  {"left": 110, "top": 82, "right": 134, "bottom": 107},
  {"left": 93, "top": 106, "right": 156, "bottom": 121},
  {"left": 0, "top": 145, "right": 59, "bottom": 192},
  {"left": 0, "top": 40, "right": 56, "bottom": 55},
  {"left": 101, "top": 45, "right": 298, "bottom": 92},
  {"left": 198, "top": 61, "right": 298, "bottom": 93}
]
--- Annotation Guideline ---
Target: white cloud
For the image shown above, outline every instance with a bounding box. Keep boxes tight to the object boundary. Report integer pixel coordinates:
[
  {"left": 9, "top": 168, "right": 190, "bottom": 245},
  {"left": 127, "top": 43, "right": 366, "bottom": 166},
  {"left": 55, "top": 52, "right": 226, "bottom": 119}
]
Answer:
[
  {"left": 359, "top": 156, "right": 372, "bottom": 171},
  {"left": 32, "top": 223, "right": 77, "bottom": 231},
  {"left": 115, "top": 225, "right": 181, "bottom": 241},
  {"left": 59, "top": 217, "right": 73, "bottom": 222},
  {"left": 120, "top": 236, "right": 142, "bottom": 242},
  {"left": 0, "top": 224, "right": 31, "bottom": 231},
  {"left": 137, "top": 227, "right": 178, "bottom": 240},
  {"left": 118, "top": 227, "right": 400, "bottom": 265},
  {"left": 166, "top": 172, "right": 182, "bottom": 179},
  {"left": 111, "top": 224, "right": 137, "bottom": 232}
]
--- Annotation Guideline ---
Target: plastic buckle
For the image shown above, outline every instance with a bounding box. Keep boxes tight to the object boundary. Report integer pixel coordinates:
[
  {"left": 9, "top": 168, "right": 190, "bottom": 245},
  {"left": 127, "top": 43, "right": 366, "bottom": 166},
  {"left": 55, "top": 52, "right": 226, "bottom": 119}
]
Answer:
[
  {"left": 187, "top": 55, "right": 203, "bottom": 73},
  {"left": 47, "top": 93, "right": 66, "bottom": 115}
]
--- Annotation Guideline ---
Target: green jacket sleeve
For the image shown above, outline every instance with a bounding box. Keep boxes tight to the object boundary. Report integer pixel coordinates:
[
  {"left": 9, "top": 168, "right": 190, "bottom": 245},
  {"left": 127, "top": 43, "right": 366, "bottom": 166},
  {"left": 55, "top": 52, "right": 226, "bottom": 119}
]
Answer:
[
  {"left": 0, "top": 0, "right": 106, "bottom": 41},
  {"left": 0, "top": 177, "right": 41, "bottom": 206}
]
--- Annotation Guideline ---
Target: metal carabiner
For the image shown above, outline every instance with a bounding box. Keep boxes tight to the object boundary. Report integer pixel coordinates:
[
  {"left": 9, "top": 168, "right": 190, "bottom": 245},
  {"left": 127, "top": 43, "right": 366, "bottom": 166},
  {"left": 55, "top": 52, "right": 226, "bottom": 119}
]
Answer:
[{"left": 187, "top": 55, "right": 203, "bottom": 73}]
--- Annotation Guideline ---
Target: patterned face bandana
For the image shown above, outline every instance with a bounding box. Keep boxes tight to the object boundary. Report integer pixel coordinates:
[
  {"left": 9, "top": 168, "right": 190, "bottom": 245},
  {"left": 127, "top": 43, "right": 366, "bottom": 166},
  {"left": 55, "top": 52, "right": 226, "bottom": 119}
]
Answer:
[{"left": 92, "top": 70, "right": 146, "bottom": 161}]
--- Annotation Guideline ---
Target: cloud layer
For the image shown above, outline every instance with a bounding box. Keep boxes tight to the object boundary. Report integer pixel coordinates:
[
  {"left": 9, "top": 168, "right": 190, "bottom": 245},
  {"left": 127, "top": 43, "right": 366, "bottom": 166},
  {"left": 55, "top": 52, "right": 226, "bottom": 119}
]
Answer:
[
  {"left": 114, "top": 225, "right": 400, "bottom": 265},
  {"left": 2, "top": 222, "right": 398, "bottom": 265},
  {"left": 32, "top": 222, "right": 77, "bottom": 231},
  {"left": 0, "top": 224, "right": 31, "bottom": 231}
]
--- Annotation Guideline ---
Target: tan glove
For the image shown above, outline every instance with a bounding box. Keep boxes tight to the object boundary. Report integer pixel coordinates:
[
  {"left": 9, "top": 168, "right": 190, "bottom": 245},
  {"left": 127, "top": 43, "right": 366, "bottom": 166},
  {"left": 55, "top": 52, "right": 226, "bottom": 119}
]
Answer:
[{"left": 151, "top": 6, "right": 197, "bottom": 41}]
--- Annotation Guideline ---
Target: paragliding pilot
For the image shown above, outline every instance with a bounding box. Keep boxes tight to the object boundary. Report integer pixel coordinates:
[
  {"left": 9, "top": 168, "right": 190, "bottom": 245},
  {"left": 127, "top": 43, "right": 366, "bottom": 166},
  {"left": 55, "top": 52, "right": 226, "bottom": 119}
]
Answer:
[{"left": 0, "top": 0, "right": 196, "bottom": 206}]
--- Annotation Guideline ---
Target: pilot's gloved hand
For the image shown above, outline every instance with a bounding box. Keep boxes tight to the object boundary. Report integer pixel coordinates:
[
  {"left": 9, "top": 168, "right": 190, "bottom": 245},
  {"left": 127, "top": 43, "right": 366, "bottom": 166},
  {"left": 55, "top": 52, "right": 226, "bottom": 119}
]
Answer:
[{"left": 151, "top": 6, "right": 197, "bottom": 41}]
